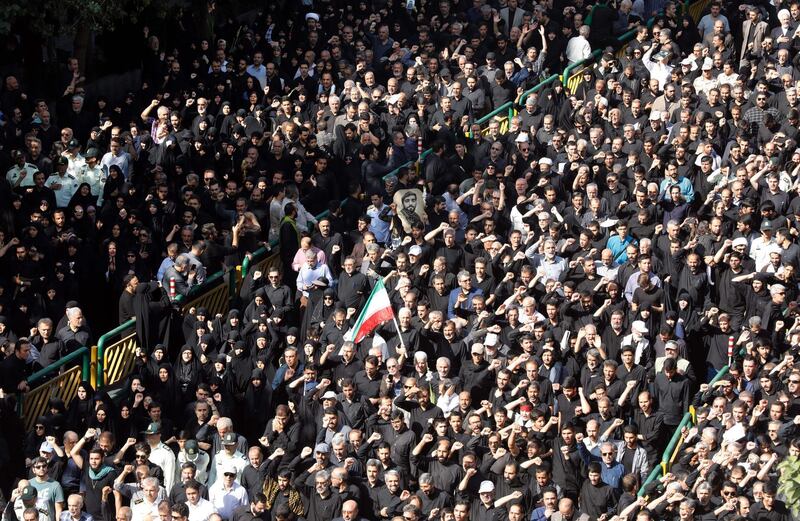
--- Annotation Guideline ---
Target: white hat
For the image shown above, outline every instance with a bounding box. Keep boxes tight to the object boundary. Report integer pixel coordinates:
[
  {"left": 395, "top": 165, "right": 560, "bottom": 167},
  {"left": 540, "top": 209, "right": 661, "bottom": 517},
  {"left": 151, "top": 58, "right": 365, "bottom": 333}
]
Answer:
[
  {"left": 539, "top": 157, "right": 553, "bottom": 166},
  {"left": 731, "top": 237, "right": 748, "bottom": 248},
  {"left": 387, "top": 94, "right": 401, "bottom": 105},
  {"left": 409, "top": 245, "right": 422, "bottom": 256},
  {"left": 305, "top": 12, "right": 320, "bottom": 22},
  {"left": 701, "top": 58, "right": 713, "bottom": 70},
  {"left": 515, "top": 133, "right": 529, "bottom": 143},
  {"left": 479, "top": 480, "right": 495, "bottom": 493},
  {"left": 471, "top": 344, "right": 485, "bottom": 354},
  {"left": 322, "top": 391, "right": 337, "bottom": 400},
  {"left": 681, "top": 57, "right": 699, "bottom": 72},
  {"left": 632, "top": 320, "right": 648, "bottom": 333},
  {"left": 649, "top": 110, "right": 661, "bottom": 121}
]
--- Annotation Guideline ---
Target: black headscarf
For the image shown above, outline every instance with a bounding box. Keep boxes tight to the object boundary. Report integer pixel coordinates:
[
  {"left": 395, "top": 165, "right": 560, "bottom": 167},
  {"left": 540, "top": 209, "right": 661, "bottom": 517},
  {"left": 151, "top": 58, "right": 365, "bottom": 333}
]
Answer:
[{"left": 133, "top": 281, "right": 171, "bottom": 353}]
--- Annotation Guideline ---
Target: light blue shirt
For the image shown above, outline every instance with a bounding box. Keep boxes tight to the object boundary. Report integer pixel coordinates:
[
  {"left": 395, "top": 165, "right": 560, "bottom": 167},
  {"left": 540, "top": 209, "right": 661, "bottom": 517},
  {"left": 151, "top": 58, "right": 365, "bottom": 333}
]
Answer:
[
  {"left": 367, "top": 204, "right": 391, "bottom": 244},
  {"left": 659, "top": 176, "right": 695, "bottom": 203}
]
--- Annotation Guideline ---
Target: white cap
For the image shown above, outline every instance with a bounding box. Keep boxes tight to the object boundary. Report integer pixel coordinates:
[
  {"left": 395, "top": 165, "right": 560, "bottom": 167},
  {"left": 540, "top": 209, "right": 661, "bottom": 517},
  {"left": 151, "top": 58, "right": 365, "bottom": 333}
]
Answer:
[
  {"left": 732, "top": 237, "right": 748, "bottom": 248},
  {"left": 515, "top": 133, "right": 529, "bottom": 143},
  {"left": 305, "top": 12, "right": 320, "bottom": 22},
  {"left": 479, "top": 480, "right": 495, "bottom": 493},
  {"left": 539, "top": 157, "right": 553, "bottom": 166},
  {"left": 649, "top": 110, "right": 661, "bottom": 121},
  {"left": 322, "top": 391, "right": 337, "bottom": 400},
  {"left": 632, "top": 320, "right": 648, "bottom": 333},
  {"left": 409, "top": 245, "right": 422, "bottom": 256},
  {"left": 701, "top": 58, "right": 713, "bottom": 70}
]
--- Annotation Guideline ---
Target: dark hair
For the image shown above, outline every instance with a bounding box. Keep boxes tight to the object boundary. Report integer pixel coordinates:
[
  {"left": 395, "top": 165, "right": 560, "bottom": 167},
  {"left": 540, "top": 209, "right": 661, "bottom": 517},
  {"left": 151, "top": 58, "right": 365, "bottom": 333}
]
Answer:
[{"left": 171, "top": 503, "right": 189, "bottom": 518}]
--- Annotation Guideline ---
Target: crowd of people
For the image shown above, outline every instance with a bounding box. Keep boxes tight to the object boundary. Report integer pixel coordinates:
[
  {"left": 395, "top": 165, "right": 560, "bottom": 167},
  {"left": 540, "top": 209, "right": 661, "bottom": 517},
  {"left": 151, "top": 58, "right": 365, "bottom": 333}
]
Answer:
[{"left": 1, "top": 0, "right": 800, "bottom": 520}]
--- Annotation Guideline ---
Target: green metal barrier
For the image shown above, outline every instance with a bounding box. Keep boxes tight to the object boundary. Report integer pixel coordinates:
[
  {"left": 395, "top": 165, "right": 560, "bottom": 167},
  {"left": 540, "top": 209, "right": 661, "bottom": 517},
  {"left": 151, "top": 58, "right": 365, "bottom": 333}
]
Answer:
[
  {"left": 517, "top": 74, "right": 560, "bottom": 105},
  {"left": 96, "top": 320, "right": 136, "bottom": 388},
  {"left": 639, "top": 465, "right": 663, "bottom": 496},
  {"left": 28, "top": 346, "right": 92, "bottom": 386},
  {"left": 20, "top": 346, "right": 92, "bottom": 430},
  {"left": 562, "top": 49, "right": 603, "bottom": 87}
]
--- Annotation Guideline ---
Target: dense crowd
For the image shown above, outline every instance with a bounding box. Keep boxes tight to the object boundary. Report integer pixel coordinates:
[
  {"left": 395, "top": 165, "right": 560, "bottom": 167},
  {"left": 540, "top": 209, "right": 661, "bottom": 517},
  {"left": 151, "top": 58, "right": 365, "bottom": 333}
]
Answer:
[{"left": 1, "top": 0, "right": 800, "bottom": 520}]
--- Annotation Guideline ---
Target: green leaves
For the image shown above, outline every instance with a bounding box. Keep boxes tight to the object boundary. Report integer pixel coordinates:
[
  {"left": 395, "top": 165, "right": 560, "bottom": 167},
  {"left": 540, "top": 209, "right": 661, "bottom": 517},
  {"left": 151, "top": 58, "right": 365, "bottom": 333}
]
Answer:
[
  {"left": 0, "top": 0, "right": 160, "bottom": 37},
  {"left": 777, "top": 456, "right": 800, "bottom": 516}
]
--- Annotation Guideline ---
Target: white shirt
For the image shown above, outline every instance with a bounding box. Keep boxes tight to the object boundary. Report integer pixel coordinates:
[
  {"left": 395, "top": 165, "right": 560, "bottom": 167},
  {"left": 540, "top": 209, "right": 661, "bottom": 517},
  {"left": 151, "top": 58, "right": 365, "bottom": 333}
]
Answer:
[
  {"left": 79, "top": 163, "right": 107, "bottom": 203},
  {"left": 208, "top": 481, "right": 248, "bottom": 520},
  {"left": 6, "top": 162, "right": 38, "bottom": 187},
  {"left": 750, "top": 236, "right": 777, "bottom": 270},
  {"left": 149, "top": 443, "right": 177, "bottom": 492},
  {"left": 130, "top": 498, "right": 161, "bottom": 521},
  {"left": 177, "top": 451, "right": 211, "bottom": 485},
  {"left": 186, "top": 498, "right": 218, "bottom": 521},
  {"left": 45, "top": 173, "right": 81, "bottom": 208},
  {"left": 64, "top": 153, "right": 86, "bottom": 179},
  {"left": 209, "top": 451, "right": 247, "bottom": 486},
  {"left": 565, "top": 35, "right": 591, "bottom": 64}
]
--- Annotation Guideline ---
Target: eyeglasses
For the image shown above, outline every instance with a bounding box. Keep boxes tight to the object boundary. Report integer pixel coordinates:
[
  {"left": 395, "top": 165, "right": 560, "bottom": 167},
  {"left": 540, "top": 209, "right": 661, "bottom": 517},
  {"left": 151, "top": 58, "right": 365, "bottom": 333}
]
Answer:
[
  {"left": 135, "top": 454, "right": 148, "bottom": 459},
  {"left": 403, "top": 385, "right": 413, "bottom": 389},
  {"left": 224, "top": 473, "right": 236, "bottom": 477},
  {"left": 35, "top": 425, "right": 45, "bottom": 430},
  {"left": 601, "top": 452, "right": 615, "bottom": 456},
  {"left": 33, "top": 464, "right": 47, "bottom": 469}
]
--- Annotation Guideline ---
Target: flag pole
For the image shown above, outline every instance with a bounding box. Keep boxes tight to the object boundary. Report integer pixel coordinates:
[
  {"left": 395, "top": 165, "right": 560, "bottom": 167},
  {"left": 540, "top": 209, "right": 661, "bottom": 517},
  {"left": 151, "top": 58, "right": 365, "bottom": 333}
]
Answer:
[{"left": 391, "top": 313, "right": 406, "bottom": 351}]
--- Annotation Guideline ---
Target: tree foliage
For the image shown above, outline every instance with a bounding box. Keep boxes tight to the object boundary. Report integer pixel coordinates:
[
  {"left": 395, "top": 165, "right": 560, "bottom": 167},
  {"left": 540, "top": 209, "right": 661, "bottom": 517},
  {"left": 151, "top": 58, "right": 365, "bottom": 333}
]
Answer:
[
  {"left": 777, "top": 455, "right": 800, "bottom": 516},
  {"left": 0, "top": 0, "right": 167, "bottom": 37}
]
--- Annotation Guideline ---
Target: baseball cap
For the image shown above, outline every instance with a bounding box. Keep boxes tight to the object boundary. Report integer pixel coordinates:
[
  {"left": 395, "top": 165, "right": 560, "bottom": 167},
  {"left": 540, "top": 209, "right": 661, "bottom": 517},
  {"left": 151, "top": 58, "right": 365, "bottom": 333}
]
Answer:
[
  {"left": 21, "top": 486, "right": 37, "bottom": 501},
  {"left": 56, "top": 156, "right": 69, "bottom": 166},
  {"left": 322, "top": 391, "right": 337, "bottom": 400},
  {"left": 479, "top": 480, "right": 495, "bottom": 493},
  {"left": 649, "top": 110, "right": 661, "bottom": 121},
  {"left": 39, "top": 442, "right": 54, "bottom": 453},
  {"left": 142, "top": 422, "right": 161, "bottom": 435},
  {"left": 222, "top": 432, "right": 237, "bottom": 445},
  {"left": 184, "top": 440, "right": 200, "bottom": 460},
  {"left": 68, "top": 139, "right": 80, "bottom": 149},
  {"left": 315, "top": 443, "right": 330, "bottom": 454},
  {"left": 760, "top": 220, "right": 773, "bottom": 231},
  {"left": 409, "top": 245, "right": 422, "bottom": 257},
  {"left": 471, "top": 344, "right": 485, "bottom": 354}
]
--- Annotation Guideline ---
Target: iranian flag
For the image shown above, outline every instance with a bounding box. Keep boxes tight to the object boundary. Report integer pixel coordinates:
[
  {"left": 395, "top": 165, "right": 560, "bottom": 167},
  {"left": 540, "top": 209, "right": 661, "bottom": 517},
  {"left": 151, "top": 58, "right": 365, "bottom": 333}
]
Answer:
[{"left": 346, "top": 279, "right": 395, "bottom": 344}]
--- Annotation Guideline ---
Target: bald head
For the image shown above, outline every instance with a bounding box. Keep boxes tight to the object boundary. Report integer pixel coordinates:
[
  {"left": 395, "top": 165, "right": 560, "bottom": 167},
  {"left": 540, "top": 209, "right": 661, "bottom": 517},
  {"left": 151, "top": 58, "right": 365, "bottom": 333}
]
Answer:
[
  {"left": 341, "top": 500, "right": 358, "bottom": 520},
  {"left": 559, "top": 498, "right": 574, "bottom": 516}
]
